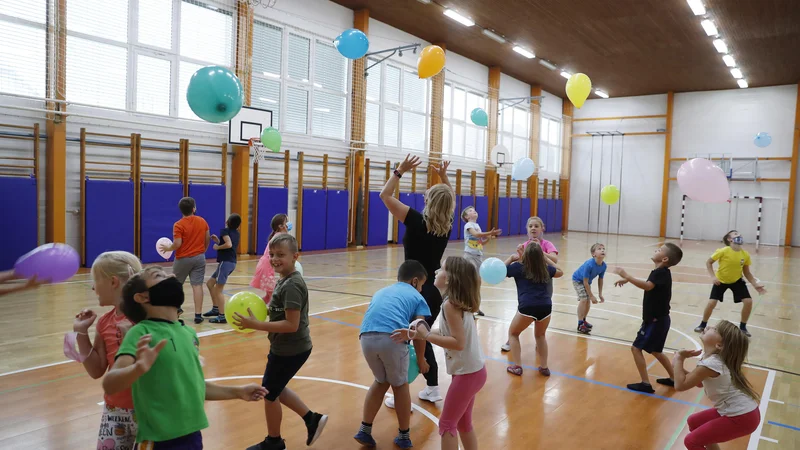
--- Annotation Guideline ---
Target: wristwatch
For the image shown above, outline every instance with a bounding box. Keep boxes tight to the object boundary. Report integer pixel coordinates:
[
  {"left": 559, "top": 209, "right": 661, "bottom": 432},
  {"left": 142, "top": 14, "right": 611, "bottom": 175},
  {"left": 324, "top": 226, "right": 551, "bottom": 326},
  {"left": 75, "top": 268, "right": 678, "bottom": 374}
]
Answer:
[{"left": 394, "top": 169, "right": 403, "bottom": 178}]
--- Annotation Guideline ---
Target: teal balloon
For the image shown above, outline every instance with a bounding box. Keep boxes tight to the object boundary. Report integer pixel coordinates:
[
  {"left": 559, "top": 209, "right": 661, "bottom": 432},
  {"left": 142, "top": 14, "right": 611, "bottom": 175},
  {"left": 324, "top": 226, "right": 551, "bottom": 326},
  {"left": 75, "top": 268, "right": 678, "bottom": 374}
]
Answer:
[
  {"left": 261, "top": 127, "right": 282, "bottom": 152},
  {"left": 186, "top": 66, "right": 243, "bottom": 123},
  {"left": 479, "top": 257, "right": 507, "bottom": 285},
  {"left": 470, "top": 108, "right": 488, "bottom": 127},
  {"left": 334, "top": 28, "right": 369, "bottom": 59},
  {"left": 408, "top": 343, "right": 419, "bottom": 382}
]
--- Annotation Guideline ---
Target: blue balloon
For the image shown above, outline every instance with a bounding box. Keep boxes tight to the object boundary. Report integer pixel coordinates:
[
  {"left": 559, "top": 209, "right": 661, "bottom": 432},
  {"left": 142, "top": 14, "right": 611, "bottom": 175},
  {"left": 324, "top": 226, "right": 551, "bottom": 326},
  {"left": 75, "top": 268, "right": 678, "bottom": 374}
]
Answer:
[
  {"left": 334, "top": 28, "right": 369, "bottom": 60},
  {"left": 754, "top": 132, "right": 772, "bottom": 148},
  {"left": 470, "top": 108, "right": 488, "bottom": 127},
  {"left": 186, "top": 66, "right": 243, "bottom": 123},
  {"left": 408, "top": 343, "right": 419, "bottom": 382},
  {"left": 479, "top": 257, "right": 507, "bottom": 285}
]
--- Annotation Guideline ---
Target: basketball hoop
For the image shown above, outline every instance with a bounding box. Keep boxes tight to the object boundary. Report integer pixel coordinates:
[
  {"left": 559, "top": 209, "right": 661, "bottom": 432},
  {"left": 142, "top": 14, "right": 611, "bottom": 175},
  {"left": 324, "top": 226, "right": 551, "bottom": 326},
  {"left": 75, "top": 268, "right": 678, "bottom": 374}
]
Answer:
[{"left": 249, "top": 138, "right": 267, "bottom": 165}]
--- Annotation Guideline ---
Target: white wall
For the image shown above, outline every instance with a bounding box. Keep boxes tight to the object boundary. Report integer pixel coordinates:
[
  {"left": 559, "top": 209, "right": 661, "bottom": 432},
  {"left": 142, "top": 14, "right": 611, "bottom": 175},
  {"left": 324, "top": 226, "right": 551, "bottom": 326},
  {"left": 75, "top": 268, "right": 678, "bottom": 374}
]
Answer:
[
  {"left": 499, "top": 73, "right": 530, "bottom": 99},
  {"left": 541, "top": 89, "right": 563, "bottom": 119}
]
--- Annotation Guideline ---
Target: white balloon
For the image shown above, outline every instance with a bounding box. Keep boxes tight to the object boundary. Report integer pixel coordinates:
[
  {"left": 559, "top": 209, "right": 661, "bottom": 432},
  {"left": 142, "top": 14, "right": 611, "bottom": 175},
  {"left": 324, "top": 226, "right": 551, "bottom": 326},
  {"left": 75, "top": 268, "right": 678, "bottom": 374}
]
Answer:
[
  {"left": 511, "top": 157, "right": 535, "bottom": 181},
  {"left": 156, "top": 237, "right": 173, "bottom": 260}
]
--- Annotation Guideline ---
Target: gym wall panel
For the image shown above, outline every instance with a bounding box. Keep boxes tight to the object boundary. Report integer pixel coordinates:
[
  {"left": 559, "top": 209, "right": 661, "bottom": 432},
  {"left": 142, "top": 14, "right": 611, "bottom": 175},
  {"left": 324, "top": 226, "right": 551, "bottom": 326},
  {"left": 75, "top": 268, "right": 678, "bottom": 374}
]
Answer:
[
  {"left": 475, "top": 196, "right": 488, "bottom": 231},
  {"left": 497, "top": 197, "right": 510, "bottom": 236},
  {"left": 0, "top": 177, "right": 37, "bottom": 271},
  {"left": 538, "top": 199, "right": 550, "bottom": 232},
  {"left": 547, "top": 199, "right": 557, "bottom": 232},
  {"left": 325, "top": 190, "right": 348, "bottom": 250},
  {"left": 509, "top": 198, "right": 521, "bottom": 235},
  {"left": 414, "top": 193, "right": 425, "bottom": 212},
  {"left": 367, "top": 192, "right": 389, "bottom": 247},
  {"left": 256, "top": 187, "right": 289, "bottom": 254},
  {"left": 554, "top": 199, "right": 564, "bottom": 232},
  {"left": 301, "top": 188, "right": 327, "bottom": 251},
  {"left": 397, "top": 192, "right": 415, "bottom": 244},
  {"left": 85, "top": 179, "right": 134, "bottom": 267},
  {"left": 188, "top": 184, "right": 226, "bottom": 260},
  {"left": 140, "top": 181, "right": 184, "bottom": 264}
]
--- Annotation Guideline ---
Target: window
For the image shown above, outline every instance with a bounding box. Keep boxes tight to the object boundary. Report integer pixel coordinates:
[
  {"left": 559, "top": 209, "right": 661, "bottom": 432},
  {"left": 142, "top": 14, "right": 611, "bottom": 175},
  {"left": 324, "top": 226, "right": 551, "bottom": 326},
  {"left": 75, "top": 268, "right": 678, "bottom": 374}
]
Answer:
[
  {"left": 252, "top": 20, "right": 283, "bottom": 128},
  {"left": 179, "top": 1, "right": 233, "bottom": 66},
  {"left": 499, "top": 105, "right": 530, "bottom": 163},
  {"left": 540, "top": 116, "right": 562, "bottom": 174},
  {"left": 364, "top": 58, "right": 381, "bottom": 145},
  {"left": 285, "top": 86, "right": 309, "bottom": 134},
  {"left": 136, "top": 55, "right": 172, "bottom": 115},
  {"left": 312, "top": 40, "right": 347, "bottom": 139},
  {"left": 178, "top": 61, "right": 204, "bottom": 119},
  {"left": 69, "top": 0, "right": 129, "bottom": 43},
  {"left": 67, "top": 37, "right": 128, "bottom": 109},
  {"left": 287, "top": 34, "right": 310, "bottom": 82},
  {"left": 0, "top": 18, "right": 46, "bottom": 97},
  {"left": 442, "top": 82, "right": 487, "bottom": 160},
  {"left": 138, "top": 0, "right": 173, "bottom": 50}
]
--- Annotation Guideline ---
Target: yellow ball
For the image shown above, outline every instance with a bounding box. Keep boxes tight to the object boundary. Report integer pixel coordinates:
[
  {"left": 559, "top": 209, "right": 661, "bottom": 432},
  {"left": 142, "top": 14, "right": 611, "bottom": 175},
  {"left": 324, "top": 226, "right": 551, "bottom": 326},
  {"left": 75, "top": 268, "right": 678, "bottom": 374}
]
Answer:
[{"left": 225, "top": 291, "right": 269, "bottom": 334}]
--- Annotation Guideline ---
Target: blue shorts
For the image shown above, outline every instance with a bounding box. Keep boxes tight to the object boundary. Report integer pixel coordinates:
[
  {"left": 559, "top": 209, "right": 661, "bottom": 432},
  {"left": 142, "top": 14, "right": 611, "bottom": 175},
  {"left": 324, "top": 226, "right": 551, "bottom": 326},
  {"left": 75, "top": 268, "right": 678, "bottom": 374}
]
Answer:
[
  {"left": 211, "top": 261, "right": 236, "bottom": 285},
  {"left": 632, "top": 316, "right": 671, "bottom": 354},
  {"left": 135, "top": 431, "right": 202, "bottom": 449}
]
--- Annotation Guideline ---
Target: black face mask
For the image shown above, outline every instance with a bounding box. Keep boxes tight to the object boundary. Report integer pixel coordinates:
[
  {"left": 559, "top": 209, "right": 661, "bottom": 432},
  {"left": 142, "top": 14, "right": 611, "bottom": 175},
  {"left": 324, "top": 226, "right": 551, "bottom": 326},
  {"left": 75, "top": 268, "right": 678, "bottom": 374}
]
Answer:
[{"left": 148, "top": 277, "right": 184, "bottom": 308}]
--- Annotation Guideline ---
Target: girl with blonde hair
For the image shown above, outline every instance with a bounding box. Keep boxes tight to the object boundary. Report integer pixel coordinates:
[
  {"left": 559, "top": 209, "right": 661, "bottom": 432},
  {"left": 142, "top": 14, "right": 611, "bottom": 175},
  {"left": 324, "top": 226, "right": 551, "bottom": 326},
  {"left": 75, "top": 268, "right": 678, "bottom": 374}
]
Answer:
[{"left": 381, "top": 153, "right": 455, "bottom": 407}]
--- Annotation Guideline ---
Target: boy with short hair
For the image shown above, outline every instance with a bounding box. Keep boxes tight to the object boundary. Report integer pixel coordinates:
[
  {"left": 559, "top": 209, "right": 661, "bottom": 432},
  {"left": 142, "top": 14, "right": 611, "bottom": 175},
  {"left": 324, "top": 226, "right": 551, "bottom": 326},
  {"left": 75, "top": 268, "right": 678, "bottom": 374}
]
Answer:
[
  {"left": 355, "top": 260, "right": 431, "bottom": 449},
  {"left": 461, "top": 205, "right": 501, "bottom": 316},
  {"left": 613, "top": 243, "right": 683, "bottom": 394},
  {"left": 572, "top": 243, "right": 607, "bottom": 334},
  {"left": 104, "top": 266, "right": 267, "bottom": 448},
  {"left": 159, "top": 197, "right": 210, "bottom": 324},
  {"left": 233, "top": 234, "right": 328, "bottom": 450},
  {"left": 204, "top": 213, "right": 242, "bottom": 324}
]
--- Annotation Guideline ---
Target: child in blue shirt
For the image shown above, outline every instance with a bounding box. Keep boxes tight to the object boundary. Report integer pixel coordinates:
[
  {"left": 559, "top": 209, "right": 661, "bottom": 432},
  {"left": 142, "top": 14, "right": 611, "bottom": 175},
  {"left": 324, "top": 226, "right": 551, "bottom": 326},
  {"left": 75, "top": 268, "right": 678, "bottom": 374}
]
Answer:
[{"left": 572, "top": 243, "right": 607, "bottom": 334}]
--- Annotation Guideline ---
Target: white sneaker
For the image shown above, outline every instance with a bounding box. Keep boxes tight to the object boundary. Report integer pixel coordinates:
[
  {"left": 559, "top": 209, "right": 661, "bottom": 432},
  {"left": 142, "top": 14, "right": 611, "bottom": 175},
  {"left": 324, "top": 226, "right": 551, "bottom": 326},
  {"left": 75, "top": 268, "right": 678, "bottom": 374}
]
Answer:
[
  {"left": 384, "top": 395, "right": 413, "bottom": 412},
  {"left": 500, "top": 342, "right": 511, "bottom": 352},
  {"left": 418, "top": 386, "right": 443, "bottom": 403}
]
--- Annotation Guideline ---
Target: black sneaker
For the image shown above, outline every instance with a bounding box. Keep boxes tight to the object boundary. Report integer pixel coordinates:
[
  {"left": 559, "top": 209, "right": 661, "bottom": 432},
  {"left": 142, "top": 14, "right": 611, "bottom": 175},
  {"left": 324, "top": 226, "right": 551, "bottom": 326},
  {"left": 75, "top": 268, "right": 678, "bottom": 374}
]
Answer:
[
  {"left": 209, "top": 315, "right": 227, "bottom": 324},
  {"left": 202, "top": 308, "right": 220, "bottom": 317},
  {"left": 247, "top": 438, "right": 286, "bottom": 450},
  {"left": 306, "top": 412, "right": 328, "bottom": 445},
  {"left": 194, "top": 315, "right": 204, "bottom": 324},
  {"left": 627, "top": 382, "right": 655, "bottom": 393},
  {"left": 656, "top": 378, "right": 675, "bottom": 387}
]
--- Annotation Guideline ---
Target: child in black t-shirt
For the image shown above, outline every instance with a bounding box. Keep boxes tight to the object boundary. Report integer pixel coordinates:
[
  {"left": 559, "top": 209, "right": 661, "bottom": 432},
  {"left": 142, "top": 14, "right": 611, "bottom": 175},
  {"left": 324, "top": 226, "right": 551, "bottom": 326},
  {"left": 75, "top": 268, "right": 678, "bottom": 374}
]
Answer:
[
  {"left": 204, "top": 213, "right": 242, "bottom": 324},
  {"left": 613, "top": 243, "right": 683, "bottom": 394}
]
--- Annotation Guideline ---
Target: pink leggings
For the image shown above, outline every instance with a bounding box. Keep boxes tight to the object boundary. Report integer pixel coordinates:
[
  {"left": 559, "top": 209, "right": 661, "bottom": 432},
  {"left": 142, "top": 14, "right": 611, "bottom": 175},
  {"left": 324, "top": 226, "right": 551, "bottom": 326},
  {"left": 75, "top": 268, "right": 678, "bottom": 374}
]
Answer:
[
  {"left": 438, "top": 366, "right": 487, "bottom": 437},
  {"left": 684, "top": 407, "right": 760, "bottom": 450}
]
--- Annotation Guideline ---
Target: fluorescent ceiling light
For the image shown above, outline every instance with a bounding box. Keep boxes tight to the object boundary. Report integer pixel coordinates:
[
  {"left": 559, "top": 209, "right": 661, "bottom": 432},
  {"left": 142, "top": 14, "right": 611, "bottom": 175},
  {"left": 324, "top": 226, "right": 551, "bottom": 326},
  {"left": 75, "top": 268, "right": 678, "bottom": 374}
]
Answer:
[
  {"left": 313, "top": 108, "right": 331, "bottom": 113},
  {"left": 730, "top": 68, "right": 743, "bottom": 79},
  {"left": 701, "top": 19, "right": 717, "bottom": 36},
  {"left": 713, "top": 39, "right": 727, "bottom": 53},
  {"left": 443, "top": 9, "right": 474, "bottom": 27},
  {"left": 538, "top": 59, "right": 557, "bottom": 70},
  {"left": 686, "top": 0, "right": 706, "bottom": 15},
  {"left": 258, "top": 97, "right": 277, "bottom": 104},
  {"left": 481, "top": 29, "right": 506, "bottom": 44},
  {"left": 737, "top": 79, "right": 748, "bottom": 88},
  {"left": 595, "top": 90, "right": 609, "bottom": 98},
  {"left": 560, "top": 71, "right": 572, "bottom": 79},
  {"left": 417, "top": 0, "right": 431, "bottom": 4},
  {"left": 722, "top": 55, "right": 735, "bottom": 67},
  {"left": 512, "top": 46, "right": 535, "bottom": 59}
]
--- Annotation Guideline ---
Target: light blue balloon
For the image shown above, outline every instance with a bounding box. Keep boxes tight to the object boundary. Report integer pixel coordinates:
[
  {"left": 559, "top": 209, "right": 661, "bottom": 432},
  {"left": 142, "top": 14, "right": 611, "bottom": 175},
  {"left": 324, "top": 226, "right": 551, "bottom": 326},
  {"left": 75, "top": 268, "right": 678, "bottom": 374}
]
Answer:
[
  {"left": 408, "top": 343, "right": 419, "bottom": 382},
  {"left": 754, "top": 132, "right": 772, "bottom": 148},
  {"left": 479, "top": 257, "right": 507, "bottom": 285},
  {"left": 186, "top": 66, "right": 243, "bottom": 123},
  {"left": 334, "top": 28, "right": 369, "bottom": 60},
  {"left": 470, "top": 108, "right": 489, "bottom": 127}
]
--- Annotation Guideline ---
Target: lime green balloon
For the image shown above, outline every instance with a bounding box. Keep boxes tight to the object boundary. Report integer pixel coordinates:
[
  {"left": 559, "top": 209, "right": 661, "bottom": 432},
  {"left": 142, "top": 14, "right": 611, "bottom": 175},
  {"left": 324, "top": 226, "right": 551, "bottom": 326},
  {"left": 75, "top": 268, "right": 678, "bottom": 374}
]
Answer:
[
  {"left": 226, "top": 291, "right": 268, "bottom": 334},
  {"left": 261, "top": 127, "right": 282, "bottom": 152},
  {"left": 600, "top": 185, "right": 621, "bottom": 205}
]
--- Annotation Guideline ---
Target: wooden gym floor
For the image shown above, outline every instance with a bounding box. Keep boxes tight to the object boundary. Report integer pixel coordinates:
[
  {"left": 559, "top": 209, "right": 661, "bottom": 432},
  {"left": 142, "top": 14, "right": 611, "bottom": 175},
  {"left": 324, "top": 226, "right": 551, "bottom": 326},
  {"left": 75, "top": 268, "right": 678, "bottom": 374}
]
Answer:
[{"left": 0, "top": 232, "right": 798, "bottom": 449}]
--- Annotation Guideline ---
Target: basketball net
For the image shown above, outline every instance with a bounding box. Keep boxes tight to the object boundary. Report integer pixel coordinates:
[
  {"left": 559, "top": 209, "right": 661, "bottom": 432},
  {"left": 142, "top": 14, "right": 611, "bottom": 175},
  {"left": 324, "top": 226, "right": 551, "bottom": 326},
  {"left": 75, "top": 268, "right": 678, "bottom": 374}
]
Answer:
[{"left": 249, "top": 138, "right": 267, "bottom": 165}]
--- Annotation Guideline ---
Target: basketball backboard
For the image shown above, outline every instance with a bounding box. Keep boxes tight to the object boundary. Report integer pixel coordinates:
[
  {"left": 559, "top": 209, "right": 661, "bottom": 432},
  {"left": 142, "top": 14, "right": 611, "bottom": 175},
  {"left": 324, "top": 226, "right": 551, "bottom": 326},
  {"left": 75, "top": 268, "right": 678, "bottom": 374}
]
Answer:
[{"left": 228, "top": 106, "right": 273, "bottom": 145}]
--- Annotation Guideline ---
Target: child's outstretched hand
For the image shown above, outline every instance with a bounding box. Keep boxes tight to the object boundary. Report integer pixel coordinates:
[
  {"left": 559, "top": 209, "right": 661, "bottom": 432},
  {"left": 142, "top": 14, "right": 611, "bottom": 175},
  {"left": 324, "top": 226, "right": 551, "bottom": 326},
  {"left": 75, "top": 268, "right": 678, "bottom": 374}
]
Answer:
[
  {"left": 238, "top": 384, "right": 268, "bottom": 401},
  {"left": 233, "top": 308, "right": 260, "bottom": 331},
  {"left": 211, "top": 234, "right": 220, "bottom": 244},
  {"left": 614, "top": 279, "right": 628, "bottom": 287},
  {"left": 391, "top": 328, "right": 412, "bottom": 343},
  {"left": 755, "top": 284, "right": 767, "bottom": 295},
  {"left": 135, "top": 334, "right": 167, "bottom": 374},
  {"left": 598, "top": 295, "right": 605, "bottom": 303},
  {"left": 589, "top": 295, "right": 598, "bottom": 305},
  {"left": 398, "top": 154, "right": 422, "bottom": 173},
  {"left": 429, "top": 160, "right": 451, "bottom": 180},
  {"left": 73, "top": 308, "right": 98, "bottom": 333}
]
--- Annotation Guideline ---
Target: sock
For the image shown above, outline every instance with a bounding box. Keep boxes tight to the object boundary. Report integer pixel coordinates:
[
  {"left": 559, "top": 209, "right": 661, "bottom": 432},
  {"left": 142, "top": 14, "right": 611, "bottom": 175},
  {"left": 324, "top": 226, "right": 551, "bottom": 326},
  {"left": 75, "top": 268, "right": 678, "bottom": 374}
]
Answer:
[
  {"left": 359, "top": 422, "right": 373, "bottom": 435},
  {"left": 578, "top": 319, "right": 584, "bottom": 325},
  {"left": 210, "top": 306, "right": 218, "bottom": 312},
  {"left": 699, "top": 321, "right": 707, "bottom": 328},
  {"left": 302, "top": 411, "right": 314, "bottom": 425},
  {"left": 267, "top": 435, "right": 282, "bottom": 443},
  {"left": 195, "top": 313, "right": 202, "bottom": 317},
  {"left": 398, "top": 428, "right": 410, "bottom": 440},
  {"left": 740, "top": 322, "right": 747, "bottom": 329}
]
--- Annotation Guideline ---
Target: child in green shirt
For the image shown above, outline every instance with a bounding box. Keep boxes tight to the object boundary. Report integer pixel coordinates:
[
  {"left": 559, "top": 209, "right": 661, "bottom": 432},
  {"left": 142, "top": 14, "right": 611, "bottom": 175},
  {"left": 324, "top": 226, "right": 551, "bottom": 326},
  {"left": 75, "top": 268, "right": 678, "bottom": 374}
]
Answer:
[{"left": 103, "top": 266, "right": 267, "bottom": 448}]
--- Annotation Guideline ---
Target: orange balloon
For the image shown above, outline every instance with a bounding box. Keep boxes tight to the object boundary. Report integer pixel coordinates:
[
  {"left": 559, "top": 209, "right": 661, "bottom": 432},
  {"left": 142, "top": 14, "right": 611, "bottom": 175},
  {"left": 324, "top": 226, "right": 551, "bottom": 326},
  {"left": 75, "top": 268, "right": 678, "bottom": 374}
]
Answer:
[{"left": 417, "top": 45, "right": 446, "bottom": 79}]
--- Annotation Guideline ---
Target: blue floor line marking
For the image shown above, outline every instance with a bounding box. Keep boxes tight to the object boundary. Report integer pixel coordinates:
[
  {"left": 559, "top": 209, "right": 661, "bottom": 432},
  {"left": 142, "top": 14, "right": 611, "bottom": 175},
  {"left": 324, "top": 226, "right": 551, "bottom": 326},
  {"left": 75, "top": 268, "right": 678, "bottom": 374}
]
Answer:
[{"left": 768, "top": 421, "right": 800, "bottom": 432}]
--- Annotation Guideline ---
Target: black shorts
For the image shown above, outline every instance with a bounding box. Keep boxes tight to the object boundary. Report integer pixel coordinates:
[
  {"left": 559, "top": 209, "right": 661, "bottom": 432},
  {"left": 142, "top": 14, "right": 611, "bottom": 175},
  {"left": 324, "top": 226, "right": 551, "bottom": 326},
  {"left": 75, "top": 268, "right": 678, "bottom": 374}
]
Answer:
[
  {"left": 518, "top": 304, "right": 552, "bottom": 321},
  {"left": 262, "top": 348, "right": 312, "bottom": 401},
  {"left": 709, "top": 279, "right": 751, "bottom": 303},
  {"left": 632, "top": 316, "right": 670, "bottom": 354}
]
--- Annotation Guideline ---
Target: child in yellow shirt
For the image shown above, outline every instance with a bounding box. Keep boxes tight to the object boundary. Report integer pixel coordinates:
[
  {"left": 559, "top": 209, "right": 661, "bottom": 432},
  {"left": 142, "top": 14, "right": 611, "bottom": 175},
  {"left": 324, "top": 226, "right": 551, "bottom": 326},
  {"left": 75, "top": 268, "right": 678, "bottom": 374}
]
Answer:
[{"left": 694, "top": 230, "right": 765, "bottom": 337}]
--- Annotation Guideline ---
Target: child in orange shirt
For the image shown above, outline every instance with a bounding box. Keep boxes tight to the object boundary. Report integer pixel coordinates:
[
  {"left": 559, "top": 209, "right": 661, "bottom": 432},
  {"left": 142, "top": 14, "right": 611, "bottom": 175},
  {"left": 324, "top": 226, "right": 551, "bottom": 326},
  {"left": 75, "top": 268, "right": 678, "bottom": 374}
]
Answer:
[{"left": 159, "top": 197, "right": 210, "bottom": 324}]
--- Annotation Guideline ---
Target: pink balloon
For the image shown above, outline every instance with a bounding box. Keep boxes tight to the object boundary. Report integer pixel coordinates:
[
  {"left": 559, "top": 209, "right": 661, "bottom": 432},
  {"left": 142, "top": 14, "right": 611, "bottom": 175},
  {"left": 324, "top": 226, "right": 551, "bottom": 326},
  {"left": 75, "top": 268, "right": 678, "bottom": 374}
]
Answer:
[{"left": 677, "top": 158, "right": 730, "bottom": 203}]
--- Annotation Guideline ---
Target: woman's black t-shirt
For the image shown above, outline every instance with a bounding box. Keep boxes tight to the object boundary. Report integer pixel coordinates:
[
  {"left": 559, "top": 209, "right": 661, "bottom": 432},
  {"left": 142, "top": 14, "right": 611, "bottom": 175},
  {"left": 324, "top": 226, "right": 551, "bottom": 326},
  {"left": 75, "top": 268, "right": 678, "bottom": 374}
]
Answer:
[{"left": 402, "top": 208, "right": 452, "bottom": 282}]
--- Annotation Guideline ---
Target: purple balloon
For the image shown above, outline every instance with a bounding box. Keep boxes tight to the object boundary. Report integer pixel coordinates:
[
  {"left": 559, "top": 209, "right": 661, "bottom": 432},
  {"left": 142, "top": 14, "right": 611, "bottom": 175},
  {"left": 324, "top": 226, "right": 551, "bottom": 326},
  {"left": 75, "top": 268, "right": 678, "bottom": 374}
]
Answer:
[
  {"left": 677, "top": 158, "right": 730, "bottom": 203},
  {"left": 14, "top": 243, "right": 80, "bottom": 283}
]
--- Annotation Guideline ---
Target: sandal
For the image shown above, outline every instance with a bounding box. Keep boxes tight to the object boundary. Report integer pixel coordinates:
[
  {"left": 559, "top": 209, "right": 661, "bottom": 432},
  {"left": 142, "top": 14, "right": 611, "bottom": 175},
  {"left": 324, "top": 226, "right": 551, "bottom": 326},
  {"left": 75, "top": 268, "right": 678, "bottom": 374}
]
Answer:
[
  {"left": 507, "top": 365, "right": 523, "bottom": 376},
  {"left": 538, "top": 367, "right": 551, "bottom": 377}
]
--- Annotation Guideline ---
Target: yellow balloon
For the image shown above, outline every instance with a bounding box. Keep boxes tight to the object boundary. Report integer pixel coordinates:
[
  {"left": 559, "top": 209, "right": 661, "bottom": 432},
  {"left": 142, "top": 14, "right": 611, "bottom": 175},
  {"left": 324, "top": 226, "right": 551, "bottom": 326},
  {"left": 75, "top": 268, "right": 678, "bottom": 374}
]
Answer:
[
  {"left": 566, "top": 73, "right": 592, "bottom": 109},
  {"left": 226, "top": 291, "right": 269, "bottom": 334},
  {"left": 417, "top": 45, "right": 446, "bottom": 79},
  {"left": 600, "top": 185, "right": 620, "bottom": 205}
]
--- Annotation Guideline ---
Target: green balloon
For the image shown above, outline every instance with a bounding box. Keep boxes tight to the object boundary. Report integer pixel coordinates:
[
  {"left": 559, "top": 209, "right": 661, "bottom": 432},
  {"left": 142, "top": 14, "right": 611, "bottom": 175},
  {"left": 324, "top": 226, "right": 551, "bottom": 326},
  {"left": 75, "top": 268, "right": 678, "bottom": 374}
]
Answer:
[
  {"left": 261, "top": 127, "right": 282, "bottom": 152},
  {"left": 600, "top": 185, "right": 620, "bottom": 205}
]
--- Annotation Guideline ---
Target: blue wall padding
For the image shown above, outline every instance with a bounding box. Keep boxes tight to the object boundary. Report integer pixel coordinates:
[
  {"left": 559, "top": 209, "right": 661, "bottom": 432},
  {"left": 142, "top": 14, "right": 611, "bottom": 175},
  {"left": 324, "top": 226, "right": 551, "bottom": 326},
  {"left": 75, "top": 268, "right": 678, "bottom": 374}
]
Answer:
[
  {"left": 140, "top": 181, "right": 184, "bottom": 264},
  {"left": 0, "top": 176, "right": 37, "bottom": 271},
  {"left": 256, "top": 187, "right": 289, "bottom": 254},
  {"left": 547, "top": 199, "right": 557, "bottom": 232},
  {"left": 554, "top": 199, "right": 563, "bottom": 232},
  {"left": 497, "top": 197, "right": 510, "bottom": 236},
  {"left": 367, "top": 191, "right": 388, "bottom": 247},
  {"left": 325, "top": 190, "right": 348, "bottom": 250},
  {"left": 85, "top": 179, "right": 134, "bottom": 267},
  {"left": 414, "top": 193, "right": 425, "bottom": 212},
  {"left": 301, "top": 188, "right": 326, "bottom": 251},
  {"left": 510, "top": 198, "right": 521, "bottom": 235},
  {"left": 475, "top": 196, "right": 488, "bottom": 231},
  {"left": 520, "top": 199, "right": 530, "bottom": 235},
  {"left": 188, "top": 183, "right": 226, "bottom": 260},
  {"left": 538, "top": 199, "right": 548, "bottom": 233},
  {"left": 396, "top": 192, "right": 415, "bottom": 244}
]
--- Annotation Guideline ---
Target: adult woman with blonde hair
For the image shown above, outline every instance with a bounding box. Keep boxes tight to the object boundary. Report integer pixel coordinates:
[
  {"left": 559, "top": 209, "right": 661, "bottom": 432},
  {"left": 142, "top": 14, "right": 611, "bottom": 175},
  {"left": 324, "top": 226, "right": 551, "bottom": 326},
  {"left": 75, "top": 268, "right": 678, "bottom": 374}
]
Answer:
[{"left": 380, "top": 153, "right": 455, "bottom": 408}]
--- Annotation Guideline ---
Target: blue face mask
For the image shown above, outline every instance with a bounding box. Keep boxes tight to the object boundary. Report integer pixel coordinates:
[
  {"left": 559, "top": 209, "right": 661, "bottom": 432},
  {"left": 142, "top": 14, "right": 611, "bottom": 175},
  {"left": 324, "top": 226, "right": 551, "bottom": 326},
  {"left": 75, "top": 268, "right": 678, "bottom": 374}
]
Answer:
[
  {"left": 286, "top": 221, "right": 293, "bottom": 232},
  {"left": 732, "top": 236, "right": 744, "bottom": 245}
]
